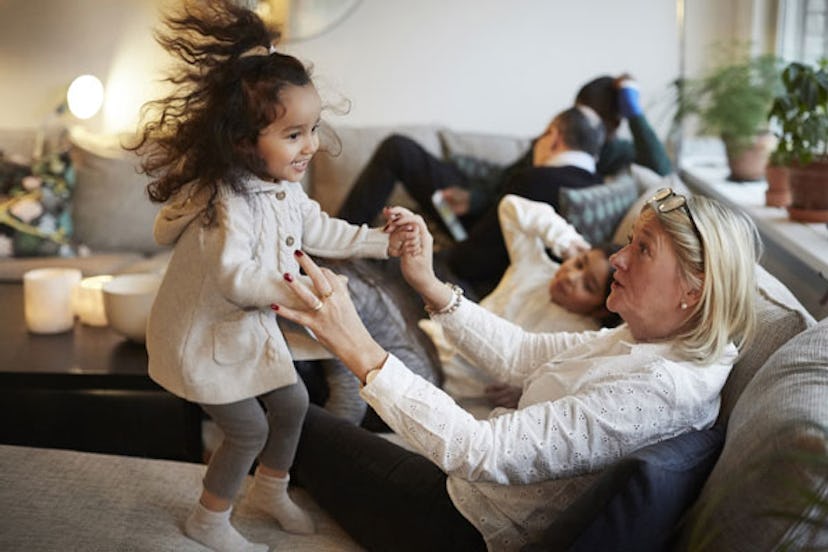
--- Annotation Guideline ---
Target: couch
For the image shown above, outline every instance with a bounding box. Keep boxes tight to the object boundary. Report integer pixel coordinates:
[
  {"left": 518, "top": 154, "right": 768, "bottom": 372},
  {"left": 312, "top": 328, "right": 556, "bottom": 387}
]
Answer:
[{"left": 0, "top": 124, "right": 826, "bottom": 551}]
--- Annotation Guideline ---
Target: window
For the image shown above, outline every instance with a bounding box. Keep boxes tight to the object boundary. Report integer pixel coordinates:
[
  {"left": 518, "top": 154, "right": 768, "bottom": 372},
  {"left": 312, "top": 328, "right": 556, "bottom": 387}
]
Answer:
[{"left": 778, "top": 0, "right": 828, "bottom": 63}]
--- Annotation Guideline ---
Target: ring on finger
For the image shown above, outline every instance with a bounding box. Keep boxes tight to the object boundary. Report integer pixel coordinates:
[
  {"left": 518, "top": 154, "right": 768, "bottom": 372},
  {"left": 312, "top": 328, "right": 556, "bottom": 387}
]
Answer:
[
  {"left": 311, "top": 301, "right": 324, "bottom": 312},
  {"left": 320, "top": 290, "right": 334, "bottom": 299}
]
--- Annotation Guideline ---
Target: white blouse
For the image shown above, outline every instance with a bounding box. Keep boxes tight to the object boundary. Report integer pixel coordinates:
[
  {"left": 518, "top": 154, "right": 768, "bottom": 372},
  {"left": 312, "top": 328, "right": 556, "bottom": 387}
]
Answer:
[{"left": 360, "top": 298, "right": 736, "bottom": 551}]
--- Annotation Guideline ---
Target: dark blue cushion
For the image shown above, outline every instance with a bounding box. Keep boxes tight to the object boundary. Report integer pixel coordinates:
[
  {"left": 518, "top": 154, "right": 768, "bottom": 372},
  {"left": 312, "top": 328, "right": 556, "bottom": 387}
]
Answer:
[{"left": 522, "top": 426, "right": 725, "bottom": 552}]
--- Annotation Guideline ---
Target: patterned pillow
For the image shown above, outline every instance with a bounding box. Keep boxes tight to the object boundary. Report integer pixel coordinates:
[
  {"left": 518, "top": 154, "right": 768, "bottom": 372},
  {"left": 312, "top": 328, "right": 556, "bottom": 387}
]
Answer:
[
  {"left": 0, "top": 151, "right": 77, "bottom": 257},
  {"left": 559, "top": 176, "right": 639, "bottom": 245}
]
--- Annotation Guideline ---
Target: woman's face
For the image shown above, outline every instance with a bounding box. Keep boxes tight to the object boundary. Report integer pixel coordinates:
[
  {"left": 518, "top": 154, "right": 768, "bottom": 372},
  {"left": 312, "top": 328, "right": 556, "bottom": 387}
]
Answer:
[
  {"left": 548, "top": 249, "right": 611, "bottom": 316},
  {"left": 256, "top": 83, "right": 321, "bottom": 182},
  {"left": 606, "top": 210, "right": 693, "bottom": 340}
]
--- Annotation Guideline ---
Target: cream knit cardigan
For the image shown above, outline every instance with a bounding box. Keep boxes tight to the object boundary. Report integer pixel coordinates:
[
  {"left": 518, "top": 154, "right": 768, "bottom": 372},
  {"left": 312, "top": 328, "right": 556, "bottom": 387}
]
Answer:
[{"left": 147, "top": 176, "right": 388, "bottom": 405}]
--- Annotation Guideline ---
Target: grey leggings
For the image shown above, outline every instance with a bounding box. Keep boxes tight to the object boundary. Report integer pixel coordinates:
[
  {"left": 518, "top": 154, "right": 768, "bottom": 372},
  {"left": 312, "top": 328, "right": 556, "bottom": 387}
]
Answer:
[{"left": 200, "top": 381, "right": 309, "bottom": 500}]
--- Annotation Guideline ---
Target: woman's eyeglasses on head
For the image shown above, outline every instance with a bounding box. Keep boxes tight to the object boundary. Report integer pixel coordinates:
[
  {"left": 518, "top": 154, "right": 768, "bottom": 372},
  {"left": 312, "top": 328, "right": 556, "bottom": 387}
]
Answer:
[{"left": 648, "top": 187, "right": 705, "bottom": 257}]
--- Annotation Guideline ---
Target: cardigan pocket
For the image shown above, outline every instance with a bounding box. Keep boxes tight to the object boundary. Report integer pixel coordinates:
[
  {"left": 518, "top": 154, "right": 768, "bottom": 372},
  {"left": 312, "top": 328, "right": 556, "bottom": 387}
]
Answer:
[{"left": 212, "top": 315, "right": 261, "bottom": 365}]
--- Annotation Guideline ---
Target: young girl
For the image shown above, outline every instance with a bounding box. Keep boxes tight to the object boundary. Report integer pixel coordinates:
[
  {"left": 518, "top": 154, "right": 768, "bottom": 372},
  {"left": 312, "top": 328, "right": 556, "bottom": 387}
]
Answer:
[
  {"left": 129, "top": 3, "right": 414, "bottom": 551},
  {"left": 420, "top": 194, "right": 621, "bottom": 418}
]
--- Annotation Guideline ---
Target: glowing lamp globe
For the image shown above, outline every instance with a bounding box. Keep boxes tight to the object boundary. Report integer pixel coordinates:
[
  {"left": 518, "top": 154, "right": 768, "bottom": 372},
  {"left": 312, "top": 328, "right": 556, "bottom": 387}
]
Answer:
[{"left": 66, "top": 75, "right": 104, "bottom": 119}]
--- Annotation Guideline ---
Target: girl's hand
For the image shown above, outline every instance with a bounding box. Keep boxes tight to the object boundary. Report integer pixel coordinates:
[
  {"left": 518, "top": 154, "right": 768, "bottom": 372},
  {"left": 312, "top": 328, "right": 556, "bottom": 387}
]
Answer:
[
  {"left": 562, "top": 237, "right": 591, "bottom": 260},
  {"left": 383, "top": 206, "right": 422, "bottom": 258},
  {"left": 273, "top": 251, "right": 388, "bottom": 383}
]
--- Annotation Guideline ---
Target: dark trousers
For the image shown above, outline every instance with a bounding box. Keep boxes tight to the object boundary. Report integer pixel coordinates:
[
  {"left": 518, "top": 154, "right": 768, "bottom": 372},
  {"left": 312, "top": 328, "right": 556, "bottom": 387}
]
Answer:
[
  {"left": 337, "top": 134, "right": 473, "bottom": 232},
  {"left": 292, "top": 405, "right": 486, "bottom": 552}
]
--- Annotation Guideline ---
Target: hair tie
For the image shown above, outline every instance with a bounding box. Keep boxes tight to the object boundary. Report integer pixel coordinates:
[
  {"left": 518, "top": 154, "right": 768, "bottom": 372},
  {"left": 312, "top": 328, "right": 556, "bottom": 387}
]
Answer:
[{"left": 240, "top": 43, "right": 277, "bottom": 59}]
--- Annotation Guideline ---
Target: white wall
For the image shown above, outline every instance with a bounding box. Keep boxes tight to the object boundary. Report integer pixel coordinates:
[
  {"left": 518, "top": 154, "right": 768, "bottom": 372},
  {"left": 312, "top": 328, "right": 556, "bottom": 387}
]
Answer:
[
  {"left": 283, "top": 0, "right": 679, "bottom": 138},
  {"left": 0, "top": 0, "right": 756, "bottom": 140}
]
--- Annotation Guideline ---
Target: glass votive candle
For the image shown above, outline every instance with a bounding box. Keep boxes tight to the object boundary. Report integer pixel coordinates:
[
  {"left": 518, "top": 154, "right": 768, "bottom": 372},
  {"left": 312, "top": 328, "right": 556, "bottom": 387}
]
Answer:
[
  {"left": 72, "top": 274, "right": 114, "bottom": 327},
  {"left": 23, "top": 267, "right": 82, "bottom": 334}
]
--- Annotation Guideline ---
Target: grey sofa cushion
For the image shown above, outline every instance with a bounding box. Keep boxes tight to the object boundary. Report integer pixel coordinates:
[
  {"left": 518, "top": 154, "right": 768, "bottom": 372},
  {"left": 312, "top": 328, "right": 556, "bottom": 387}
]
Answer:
[
  {"left": 69, "top": 132, "right": 161, "bottom": 254},
  {"left": 308, "top": 125, "right": 443, "bottom": 216},
  {"left": 0, "top": 444, "right": 362, "bottom": 551},
  {"left": 439, "top": 128, "right": 530, "bottom": 165},
  {"left": 679, "top": 316, "right": 828, "bottom": 551},
  {"left": 716, "top": 265, "right": 816, "bottom": 425}
]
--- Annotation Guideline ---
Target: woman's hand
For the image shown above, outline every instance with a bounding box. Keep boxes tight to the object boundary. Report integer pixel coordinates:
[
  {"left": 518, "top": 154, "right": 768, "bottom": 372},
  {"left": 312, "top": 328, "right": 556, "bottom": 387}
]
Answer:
[
  {"left": 384, "top": 207, "right": 455, "bottom": 313},
  {"left": 272, "top": 251, "right": 388, "bottom": 383}
]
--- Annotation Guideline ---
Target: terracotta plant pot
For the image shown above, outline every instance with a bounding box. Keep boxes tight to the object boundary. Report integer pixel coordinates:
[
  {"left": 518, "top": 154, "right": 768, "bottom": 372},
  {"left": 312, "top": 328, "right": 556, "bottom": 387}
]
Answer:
[
  {"left": 787, "top": 160, "right": 828, "bottom": 222},
  {"left": 725, "top": 131, "right": 776, "bottom": 182},
  {"left": 765, "top": 164, "right": 791, "bottom": 207}
]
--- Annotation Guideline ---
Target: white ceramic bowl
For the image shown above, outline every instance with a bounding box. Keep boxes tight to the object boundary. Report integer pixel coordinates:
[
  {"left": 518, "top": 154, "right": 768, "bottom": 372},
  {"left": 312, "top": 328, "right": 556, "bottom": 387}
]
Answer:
[{"left": 102, "top": 273, "right": 161, "bottom": 343}]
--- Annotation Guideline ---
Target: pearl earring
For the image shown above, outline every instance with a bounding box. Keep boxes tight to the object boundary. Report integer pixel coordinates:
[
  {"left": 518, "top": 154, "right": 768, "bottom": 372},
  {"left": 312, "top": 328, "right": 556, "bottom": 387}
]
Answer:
[{"left": 680, "top": 302, "right": 688, "bottom": 310}]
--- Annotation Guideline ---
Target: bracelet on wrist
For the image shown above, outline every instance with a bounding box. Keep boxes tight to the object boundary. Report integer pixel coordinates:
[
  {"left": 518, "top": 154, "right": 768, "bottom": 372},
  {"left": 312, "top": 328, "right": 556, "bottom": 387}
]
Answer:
[{"left": 424, "top": 283, "right": 464, "bottom": 316}]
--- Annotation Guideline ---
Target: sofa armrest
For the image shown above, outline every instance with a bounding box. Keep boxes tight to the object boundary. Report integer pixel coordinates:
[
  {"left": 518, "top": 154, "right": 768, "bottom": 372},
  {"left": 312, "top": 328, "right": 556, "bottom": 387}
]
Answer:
[{"left": 678, "top": 317, "right": 828, "bottom": 550}]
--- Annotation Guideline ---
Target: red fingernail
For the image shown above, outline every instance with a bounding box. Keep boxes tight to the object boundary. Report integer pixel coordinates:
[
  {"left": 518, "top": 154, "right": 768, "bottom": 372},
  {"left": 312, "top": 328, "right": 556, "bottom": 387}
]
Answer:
[
  {"left": 283, "top": 273, "right": 293, "bottom": 282},
  {"left": 294, "top": 250, "right": 304, "bottom": 257},
  {"left": 271, "top": 304, "right": 280, "bottom": 311}
]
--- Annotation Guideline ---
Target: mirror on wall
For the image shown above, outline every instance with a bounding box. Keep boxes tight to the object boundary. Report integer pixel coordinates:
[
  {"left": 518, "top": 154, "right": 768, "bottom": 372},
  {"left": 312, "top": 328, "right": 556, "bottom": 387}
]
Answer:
[{"left": 252, "top": 0, "right": 361, "bottom": 42}]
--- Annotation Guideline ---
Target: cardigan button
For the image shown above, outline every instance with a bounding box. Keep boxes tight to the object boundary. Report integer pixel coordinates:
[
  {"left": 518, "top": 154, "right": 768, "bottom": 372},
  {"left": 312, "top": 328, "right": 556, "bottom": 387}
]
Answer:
[
  {"left": 275, "top": 191, "right": 286, "bottom": 200},
  {"left": 285, "top": 236, "right": 295, "bottom": 246}
]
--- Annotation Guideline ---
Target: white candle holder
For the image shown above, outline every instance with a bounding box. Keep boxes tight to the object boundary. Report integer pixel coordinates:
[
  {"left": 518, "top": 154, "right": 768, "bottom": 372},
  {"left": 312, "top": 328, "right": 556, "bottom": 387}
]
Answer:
[
  {"left": 23, "top": 267, "right": 82, "bottom": 334},
  {"left": 72, "top": 274, "right": 113, "bottom": 327}
]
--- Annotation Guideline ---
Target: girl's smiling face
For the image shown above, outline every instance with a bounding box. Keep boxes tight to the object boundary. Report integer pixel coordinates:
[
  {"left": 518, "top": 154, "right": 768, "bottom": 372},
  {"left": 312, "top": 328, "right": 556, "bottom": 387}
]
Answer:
[{"left": 256, "top": 83, "right": 321, "bottom": 182}]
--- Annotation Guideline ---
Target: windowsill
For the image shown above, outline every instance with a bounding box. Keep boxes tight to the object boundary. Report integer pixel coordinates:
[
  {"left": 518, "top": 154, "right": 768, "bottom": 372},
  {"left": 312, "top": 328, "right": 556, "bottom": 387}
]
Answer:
[{"left": 679, "top": 154, "right": 828, "bottom": 320}]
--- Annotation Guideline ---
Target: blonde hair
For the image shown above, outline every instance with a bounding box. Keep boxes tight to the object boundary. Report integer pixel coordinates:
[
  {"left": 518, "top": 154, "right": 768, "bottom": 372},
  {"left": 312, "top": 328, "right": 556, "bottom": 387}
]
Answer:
[{"left": 645, "top": 195, "right": 762, "bottom": 364}]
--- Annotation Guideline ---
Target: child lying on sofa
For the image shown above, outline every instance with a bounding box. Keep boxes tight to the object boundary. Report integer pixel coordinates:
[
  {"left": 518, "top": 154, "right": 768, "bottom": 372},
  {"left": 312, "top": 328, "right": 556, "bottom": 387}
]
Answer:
[{"left": 421, "top": 194, "right": 621, "bottom": 418}]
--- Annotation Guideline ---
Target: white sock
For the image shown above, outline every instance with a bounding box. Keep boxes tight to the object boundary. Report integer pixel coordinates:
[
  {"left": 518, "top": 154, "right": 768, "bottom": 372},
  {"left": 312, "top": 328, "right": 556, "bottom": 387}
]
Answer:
[
  {"left": 184, "top": 502, "right": 269, "bottom": 552},
  {"left": 250, "top": 471, "right": 315, "bottom": 534}
]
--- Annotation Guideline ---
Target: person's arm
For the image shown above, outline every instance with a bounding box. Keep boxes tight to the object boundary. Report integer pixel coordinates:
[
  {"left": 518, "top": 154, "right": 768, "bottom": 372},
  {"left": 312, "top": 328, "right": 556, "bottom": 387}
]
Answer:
[
  {"left": 294, "top": 183, "right": 391, "bottom": 259},
  {"left": 616, "top": 78, "right": 672, "bottom": 176},
  {"left": 627, "top": 114, "right": 672, "bottom": 176},
  {"left": 360, "top": 351, "right": 682, "bottom": 484},
  {"left": 498, "top": 194, "right": 589, "bottom": 269}
]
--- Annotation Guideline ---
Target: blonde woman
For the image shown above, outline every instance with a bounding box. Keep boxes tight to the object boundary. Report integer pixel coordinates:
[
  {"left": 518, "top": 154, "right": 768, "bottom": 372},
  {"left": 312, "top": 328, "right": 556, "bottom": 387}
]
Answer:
[{"left": 274, "top": 189, "right": 760, "bottom": 552}]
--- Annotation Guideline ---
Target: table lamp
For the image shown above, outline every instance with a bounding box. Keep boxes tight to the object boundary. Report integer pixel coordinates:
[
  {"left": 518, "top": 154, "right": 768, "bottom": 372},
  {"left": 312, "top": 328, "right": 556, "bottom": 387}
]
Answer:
[
  {"left": 33, "top": 74, "right": 105, "bottom": 159},
  {"left": 66, "top": 74, "right": 105, "bottom": 120}
]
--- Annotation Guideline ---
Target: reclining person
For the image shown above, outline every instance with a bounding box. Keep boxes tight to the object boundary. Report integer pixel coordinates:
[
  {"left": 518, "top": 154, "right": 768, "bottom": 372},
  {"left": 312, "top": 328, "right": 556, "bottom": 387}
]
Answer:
[{"left": 424, "top": 194, "right": 622, "bottom": 418}]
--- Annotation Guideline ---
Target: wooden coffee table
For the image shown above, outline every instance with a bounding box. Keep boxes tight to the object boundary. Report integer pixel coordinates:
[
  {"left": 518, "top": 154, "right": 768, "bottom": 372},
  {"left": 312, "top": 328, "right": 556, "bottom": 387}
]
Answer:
[{"left": 0, "top": 282, "right": 202, "bottom": 462}]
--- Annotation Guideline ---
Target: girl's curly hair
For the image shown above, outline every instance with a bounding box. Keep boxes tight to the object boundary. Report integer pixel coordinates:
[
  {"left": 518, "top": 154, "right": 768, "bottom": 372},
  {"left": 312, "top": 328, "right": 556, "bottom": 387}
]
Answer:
[{"left": 127, "top": 0, "right": 312, "bottom": 225}]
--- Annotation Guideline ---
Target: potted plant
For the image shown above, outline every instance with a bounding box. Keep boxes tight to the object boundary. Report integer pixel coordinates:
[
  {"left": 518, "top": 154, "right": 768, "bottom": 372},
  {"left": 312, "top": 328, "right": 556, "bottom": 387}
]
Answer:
[
  {"left": 675, "top": 47, "right": 781, "bottom": 181},
  {"left": 764, "top": 149, "right": 791, "bottom": 207},
  {"left": 767, "top": 59, "right": 828, "bottom": 222}
]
